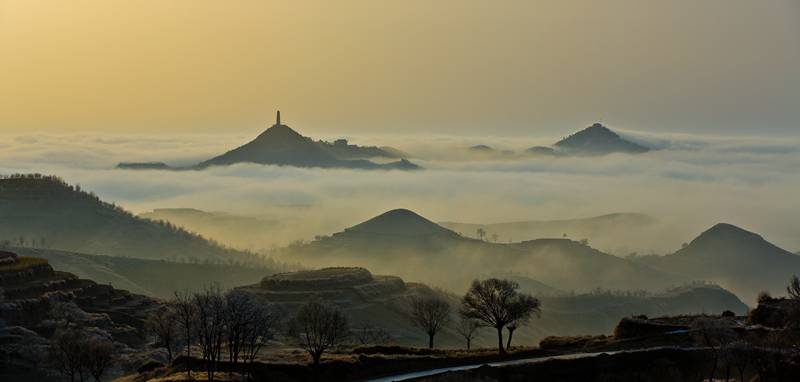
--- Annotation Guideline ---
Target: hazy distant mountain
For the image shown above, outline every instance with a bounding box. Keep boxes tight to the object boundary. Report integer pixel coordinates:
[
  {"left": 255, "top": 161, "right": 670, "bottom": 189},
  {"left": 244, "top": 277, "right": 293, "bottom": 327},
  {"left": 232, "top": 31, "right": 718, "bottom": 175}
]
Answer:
[
  {"left": 553, "top": 123, "right": 650, "bottom": 155},
  {"left": 469, "top": 144, "right": 494, "bottom": 152},
  {"left": 198, "top": 113, "right": 420, "bottom": 170},
  {"left": 281, "top": 208, "right": 676, "bottom": 293},
  {"left": 347, "top": 208, "right": 459, "bottom": 237},
  {"left": 635, "top": 223, "right": 800, "bottom": 303},
  {"left": 139, "top": 208, "right": 284, "bottom": 250},
  {"left": 0, "top": 175, "right": 264, "bottom": 263},
  {"left": 115, "top": 161, "right": 170, "bottom": 170},
  {"left": 440, "top": 213, "right": 657, "bottom": 255}
]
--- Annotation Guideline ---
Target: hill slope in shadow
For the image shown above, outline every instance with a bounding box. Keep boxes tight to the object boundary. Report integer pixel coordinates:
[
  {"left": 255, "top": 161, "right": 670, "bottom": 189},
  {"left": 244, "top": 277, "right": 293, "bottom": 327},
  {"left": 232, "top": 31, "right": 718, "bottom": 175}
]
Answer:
[
  {"left": 280, "top": 209, "right": 678, "bottom": 293},
  {"left": 635, "top": 223, "right": 800, "bottom": 304},
  {"left": 0, "top": 174, "right": 266, "bottom": 264}
]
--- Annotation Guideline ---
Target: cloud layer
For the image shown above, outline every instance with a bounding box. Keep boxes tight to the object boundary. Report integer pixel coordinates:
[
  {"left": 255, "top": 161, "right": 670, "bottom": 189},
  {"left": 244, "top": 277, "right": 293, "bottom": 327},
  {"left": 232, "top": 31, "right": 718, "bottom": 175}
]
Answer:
[{"left": 1, "top": 131, "right": 798, "bottom": 254}]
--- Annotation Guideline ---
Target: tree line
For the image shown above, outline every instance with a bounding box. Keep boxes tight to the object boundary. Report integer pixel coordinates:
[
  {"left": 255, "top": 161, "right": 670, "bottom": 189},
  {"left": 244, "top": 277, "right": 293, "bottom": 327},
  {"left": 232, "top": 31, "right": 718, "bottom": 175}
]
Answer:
[
  {"left": 138, "top": 277, "right": 540, "bottom": 380},
  {"left": 410, "top": 278, "right": 540, "bottom": 353}
]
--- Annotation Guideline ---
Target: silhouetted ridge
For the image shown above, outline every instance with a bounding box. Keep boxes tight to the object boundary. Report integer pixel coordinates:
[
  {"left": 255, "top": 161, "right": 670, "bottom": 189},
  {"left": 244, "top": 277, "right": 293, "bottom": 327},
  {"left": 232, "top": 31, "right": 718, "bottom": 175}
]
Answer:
[
  {"left": 197, "top": 113, "right": 421, "bottom": 170},
  {"left": 346, "top": 209, "right": 457, "bottom": 236},
  {"left": 634, "top": 222, "right": 796, "bottom": 302},
  {"left": 554, "top": 123, "right": 649, "bottom": 155},
  {"left": 0, "top": 174, "right": 262, "bottom": 263},
  {"left": 252, "top": 123, "right": 311, "bottom": 144},
  {"left": 677, "top": 223, "right": 783, "bottom": 259}
]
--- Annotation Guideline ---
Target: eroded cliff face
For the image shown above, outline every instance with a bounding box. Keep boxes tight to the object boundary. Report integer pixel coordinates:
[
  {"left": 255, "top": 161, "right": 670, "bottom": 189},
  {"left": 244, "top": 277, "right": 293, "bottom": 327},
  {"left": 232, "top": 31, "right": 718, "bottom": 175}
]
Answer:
[{"left": 0, "top": 257, "right": 163, "bottom": 380}]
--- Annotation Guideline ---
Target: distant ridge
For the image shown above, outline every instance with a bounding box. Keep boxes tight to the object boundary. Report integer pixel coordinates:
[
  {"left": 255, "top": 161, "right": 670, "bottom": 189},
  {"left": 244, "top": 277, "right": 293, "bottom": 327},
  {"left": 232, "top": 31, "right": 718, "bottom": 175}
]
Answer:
[{"left": 553, "top": 123, "right": 650, "bottom": 155}]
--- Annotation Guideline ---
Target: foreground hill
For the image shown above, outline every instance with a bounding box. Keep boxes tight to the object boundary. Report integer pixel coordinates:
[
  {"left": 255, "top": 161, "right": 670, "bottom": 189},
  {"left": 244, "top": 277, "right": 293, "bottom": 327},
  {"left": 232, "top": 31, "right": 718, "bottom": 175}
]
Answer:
[
  {"left": 0, "top": 174, "right": 267, "bottom": 264},
  {"left": 0, "top": 256, "right": 162, "bottom": 380},
  {"left": 197, "top": 112, "right": 420, "bottom": 170},
  {"left": 635, "top": 223, "right": 800, "bottom": 303},
  {"left": 237, "top": 267, "right": 745, "bottom": 347},
  {"left": 9, "top": 247, "right": 288, "bottom": 298},
  {"left": 238, "top": 267, "right": 467, "bottom": 347},
  {"left": 439, "top": 213, "right": 657, "bottom": 254},
  {"left": 280, "top": 209, "right": 677, "bottom": 293}
]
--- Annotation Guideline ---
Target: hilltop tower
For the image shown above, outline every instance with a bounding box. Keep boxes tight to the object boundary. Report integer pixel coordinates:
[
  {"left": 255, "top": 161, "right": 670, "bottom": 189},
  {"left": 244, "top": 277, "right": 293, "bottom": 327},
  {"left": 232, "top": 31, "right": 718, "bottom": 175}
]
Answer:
[{"left": 276, "top": 110, "right": 281, "bottom": 125}]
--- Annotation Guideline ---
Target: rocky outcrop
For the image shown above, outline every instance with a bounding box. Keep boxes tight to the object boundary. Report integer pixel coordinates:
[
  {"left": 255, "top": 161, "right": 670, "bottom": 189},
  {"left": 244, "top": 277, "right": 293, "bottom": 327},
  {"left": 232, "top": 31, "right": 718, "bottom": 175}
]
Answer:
[
  {"left": 260, "top": 267, "right": 377, "bottom": 291},
  {"left": 0, "top": 256, "right": 163, "bottom": 379}
]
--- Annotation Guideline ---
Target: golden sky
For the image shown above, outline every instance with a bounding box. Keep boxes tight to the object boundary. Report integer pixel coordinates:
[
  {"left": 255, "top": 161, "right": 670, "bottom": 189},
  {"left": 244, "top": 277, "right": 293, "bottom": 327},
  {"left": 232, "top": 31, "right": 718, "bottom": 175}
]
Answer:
[{"left": 1, "top": 0, "right": 798, "bottom": 135}]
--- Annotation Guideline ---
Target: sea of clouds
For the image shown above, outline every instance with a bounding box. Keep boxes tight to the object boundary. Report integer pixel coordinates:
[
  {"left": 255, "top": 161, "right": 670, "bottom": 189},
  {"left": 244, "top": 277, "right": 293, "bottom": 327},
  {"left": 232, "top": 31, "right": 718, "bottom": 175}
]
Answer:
[{"left": 1, "top": 129, "right": 798, "bottom": 254}]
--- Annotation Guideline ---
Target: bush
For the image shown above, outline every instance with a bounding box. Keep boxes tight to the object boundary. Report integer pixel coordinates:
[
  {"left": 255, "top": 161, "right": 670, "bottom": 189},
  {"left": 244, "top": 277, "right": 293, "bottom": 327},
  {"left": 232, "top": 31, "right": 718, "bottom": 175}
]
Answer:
[{"left": 722, "top": 310, "right": 736, "bottom": 318}]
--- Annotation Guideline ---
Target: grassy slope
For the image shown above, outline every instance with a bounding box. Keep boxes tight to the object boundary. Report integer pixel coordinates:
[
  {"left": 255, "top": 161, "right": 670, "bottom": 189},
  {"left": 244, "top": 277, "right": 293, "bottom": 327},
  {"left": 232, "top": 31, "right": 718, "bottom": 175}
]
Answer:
[
  {"left": 11, "top": 247, "right": 286, "bottom": 298},
  {"left": 0, "top": 175, "right": 264, "bottom": 264}
]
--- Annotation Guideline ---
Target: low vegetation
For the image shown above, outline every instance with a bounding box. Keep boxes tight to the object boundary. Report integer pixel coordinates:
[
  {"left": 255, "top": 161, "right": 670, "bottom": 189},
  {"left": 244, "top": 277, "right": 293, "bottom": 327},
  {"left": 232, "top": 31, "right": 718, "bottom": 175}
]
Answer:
[{"left": 0, "top": 256, "right": 48, "bottom": 272}]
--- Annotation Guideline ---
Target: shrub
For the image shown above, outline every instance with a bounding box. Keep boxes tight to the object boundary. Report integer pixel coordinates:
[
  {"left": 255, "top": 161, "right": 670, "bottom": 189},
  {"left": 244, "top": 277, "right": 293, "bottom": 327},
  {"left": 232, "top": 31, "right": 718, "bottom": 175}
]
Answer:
[{"left": 722, "top": 310, "right": 736, "bottom": 318}]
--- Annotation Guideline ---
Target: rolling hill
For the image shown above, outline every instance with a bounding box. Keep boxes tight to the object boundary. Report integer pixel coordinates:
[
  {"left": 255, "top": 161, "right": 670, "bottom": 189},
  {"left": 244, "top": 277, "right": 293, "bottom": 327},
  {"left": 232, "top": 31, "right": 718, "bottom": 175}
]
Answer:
[
  {"left": 635, "top": 223, "right": 800, "bottom": 304},
  {"left": 236, "top": 267, "right": 746, "bottom": 347},
  {"left": 0, "top": 174, "right": 267, "bottom": 264},
  {"left": 280, "top": 208, "right": 678, "bottom": 293},
  {"left": 439, "top": 213, "right": 657, "bottom": 254},
  {"left": 8, "top": 247, "right": 288, "bottom": 298}
]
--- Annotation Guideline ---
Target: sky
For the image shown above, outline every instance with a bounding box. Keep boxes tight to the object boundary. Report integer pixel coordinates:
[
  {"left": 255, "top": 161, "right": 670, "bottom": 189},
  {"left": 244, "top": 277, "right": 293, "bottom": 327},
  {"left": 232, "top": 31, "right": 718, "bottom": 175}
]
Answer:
[{"left": 1, "top": 0, "right": 799, "bottom": 136}]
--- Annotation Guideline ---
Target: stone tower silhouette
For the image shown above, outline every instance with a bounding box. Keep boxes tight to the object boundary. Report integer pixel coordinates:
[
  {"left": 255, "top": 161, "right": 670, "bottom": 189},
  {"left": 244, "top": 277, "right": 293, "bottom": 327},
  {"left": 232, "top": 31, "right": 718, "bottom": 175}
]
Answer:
[{"left": 276, "top": 110, "right": 281, "bottom": 125}]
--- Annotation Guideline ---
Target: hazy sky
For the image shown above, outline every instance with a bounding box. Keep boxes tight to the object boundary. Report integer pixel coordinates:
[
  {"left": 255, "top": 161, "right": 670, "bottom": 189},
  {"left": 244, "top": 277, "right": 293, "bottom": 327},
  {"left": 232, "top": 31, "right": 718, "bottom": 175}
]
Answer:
[{"left": 1, "top": 0, "right": 799, "bottom": 136}]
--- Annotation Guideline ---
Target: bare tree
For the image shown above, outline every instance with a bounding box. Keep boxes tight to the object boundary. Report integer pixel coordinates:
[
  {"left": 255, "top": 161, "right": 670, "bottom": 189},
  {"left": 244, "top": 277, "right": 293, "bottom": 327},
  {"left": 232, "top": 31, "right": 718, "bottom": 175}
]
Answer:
[
  {"left": 354, "top": 323, "right": 392, "bottom": 346},
  {"left": 460, "top": 278, "right": 541, "bottom": 354},
  {"left": 788, "top": 275, "right": 800, "bottom": 300},
  {"left": 49, "top": 329, "right": 86, "bottom": 382},
  {"left": 476, "top": 228, "right": 486, "bottom": 241},
  {"left": 491, "top": 233, "right": 499, "bottom": 243},
  {"left": 193, "top": 286, "right": 226, "bottom": 381},
  {"left": 84, "top": 339, "right": 114, "bottom": 382},
  {"left": 224, "top": 290, "right": 252, "bottom": 368},
  {"left": 48, "top": 329, "right": 114, "bottom": 382},
  {"left": 288, "top": 300, "right": 349, "bottom": 366},
  {"left": 145, "top": 306, "right": 179, "bottom": 363},
  {"left": 241, "top": 302, "right": 281, "bottom": 378},
  {"left": 409, "top": 296, "right": 451, "bottom": 349},
  {"left": 172, "top": 290, "right": 196, "bottom": 378},
  {"left": 690, "top": 317, "right": 737, "bottom": 382},
  {"left": 454, "top": 317, "right": 481, "bottom": 350},
  {"left": 726, "top": 340, "right": 752, "bottom": 382}
]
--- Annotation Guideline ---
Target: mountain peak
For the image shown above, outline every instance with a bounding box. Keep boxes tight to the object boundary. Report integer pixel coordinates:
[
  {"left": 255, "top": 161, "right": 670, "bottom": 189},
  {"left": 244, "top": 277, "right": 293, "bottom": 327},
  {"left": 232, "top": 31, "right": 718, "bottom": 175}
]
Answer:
[
  {"left": 679, "top": 222, "right": 790, "bottom": 259},
  {"left": 554, "top": 123, "right": 649, "bottom": 155},
  {"left": 252, "top": 122, "right": 306, "bottom": 143},
  {"left": 704, "top": 223, "right": 757, "bottom": 236},
  {"left": 346, "top": 209, "right": 457, "bottom": 236},
  {"left": 197, "top": 113, "right": 421, "bottom": 170}
]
